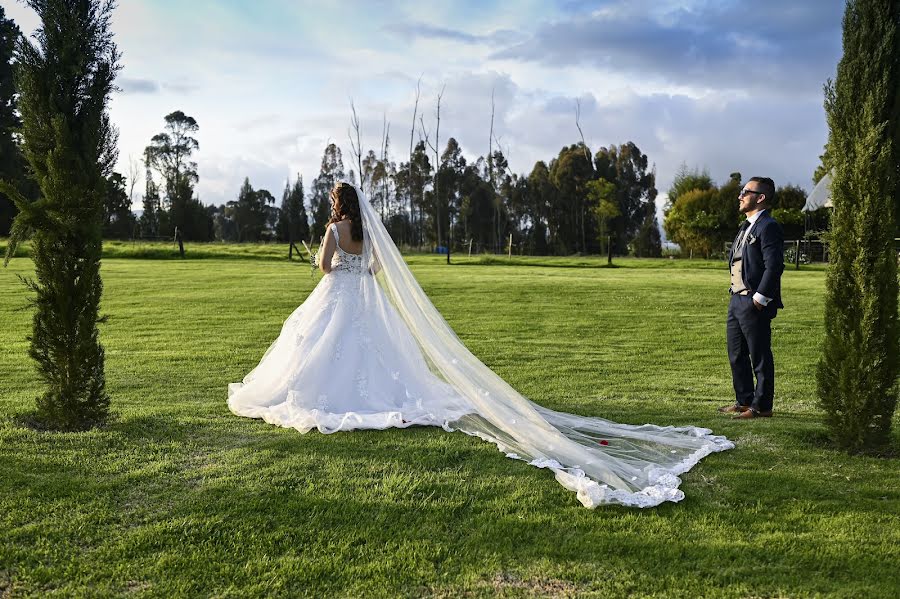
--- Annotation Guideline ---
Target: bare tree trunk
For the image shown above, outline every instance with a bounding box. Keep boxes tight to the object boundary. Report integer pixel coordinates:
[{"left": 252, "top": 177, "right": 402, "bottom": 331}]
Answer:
[
  {"left": 489, "top": 87, "right": 497, "bottom": 251},
  {"left": 581, "top": 205, "right": 587, "bottom": 254},
  {"left": 127, "top": 154, "right": 141, "bottom": 206},
  {"left": 575, "top": 99, "right": 590, "bottom": 163},
  {"left": 489, "top": 87, "right": 495, "bottom": 183},
  {"left": 575, "top": 99, "right": 592, "bottom": 254},
  {"left": 422, "top": 85, "right": 446, "bottom": 259},
  {"left": 348, "top": 98, "right": 363, "bottom": 188},
  {"left": 380, "top": 113, "right": 389, "bottom": 222},
  {"left": 408, "top": 77, "right": 422, "bottom": 246}
]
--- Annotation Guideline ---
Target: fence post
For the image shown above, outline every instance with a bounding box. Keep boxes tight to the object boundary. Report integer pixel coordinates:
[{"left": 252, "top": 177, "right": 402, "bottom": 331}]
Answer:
[
  {"left": 607, "top": 235, "right": 612, "bottom": 266},
  {"left": 795, "top": 239, "right": 801, "bottom": 270}
]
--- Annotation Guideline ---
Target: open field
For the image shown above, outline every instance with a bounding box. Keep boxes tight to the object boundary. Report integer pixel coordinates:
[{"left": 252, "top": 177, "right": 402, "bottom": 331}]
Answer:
[
  {"left": 0, "top": 238, "right": 830, "bottom": 270},
  {"left": 0, "top": 251, "right": 897, "bottom": 597}
]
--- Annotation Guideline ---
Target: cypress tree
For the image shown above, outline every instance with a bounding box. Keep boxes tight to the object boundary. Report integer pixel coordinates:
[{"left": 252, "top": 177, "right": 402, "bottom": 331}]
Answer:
[
  {"left": 277, "top": 174, "right": 309, "bottom": 244},
  {"left": 0, "top": 0, "right": 120, "bottom": 430},
  {"left": 817, "top": 0, "right": 900, "bottom": 451}
]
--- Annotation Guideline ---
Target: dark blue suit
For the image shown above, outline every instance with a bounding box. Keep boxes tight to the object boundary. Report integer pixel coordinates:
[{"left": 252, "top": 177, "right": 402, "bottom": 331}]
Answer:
[{"left": 727, "top": 211, "right": 784, "bottom": 413}]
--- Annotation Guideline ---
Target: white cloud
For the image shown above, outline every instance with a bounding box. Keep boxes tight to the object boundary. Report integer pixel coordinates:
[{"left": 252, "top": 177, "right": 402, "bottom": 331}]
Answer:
[{"left": 5, "top": 0, "right": 838, "bottom": 211}]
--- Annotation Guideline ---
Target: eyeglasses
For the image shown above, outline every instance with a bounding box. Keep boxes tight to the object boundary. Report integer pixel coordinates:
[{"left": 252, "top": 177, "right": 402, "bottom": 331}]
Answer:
[{"left": 738, "top": 189, "right": 763, "bottom": 198}]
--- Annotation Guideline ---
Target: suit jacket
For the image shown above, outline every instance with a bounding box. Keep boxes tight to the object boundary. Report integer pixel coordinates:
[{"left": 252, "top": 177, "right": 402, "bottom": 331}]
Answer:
[{"left": 729, "top": 211, "right": 785, "bottom": 310}]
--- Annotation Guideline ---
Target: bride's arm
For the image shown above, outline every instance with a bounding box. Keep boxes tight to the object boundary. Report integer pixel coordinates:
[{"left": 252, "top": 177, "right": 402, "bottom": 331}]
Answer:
[{"left": 318, "top": 226, "right": 336, "bottom": 274}]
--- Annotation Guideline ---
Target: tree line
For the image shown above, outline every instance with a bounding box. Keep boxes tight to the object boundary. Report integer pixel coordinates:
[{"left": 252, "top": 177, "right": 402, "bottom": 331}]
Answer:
[
  {"left": 130, "top": 111, "right": 666, "bottom": 257},
  {"left": 3, "top": 5, "right": 820, "bottom": 259},
  {"left": 662, "top": 166, "right": 813, "bottom": 258},
  {"left": 1, "top": 4, "right": 665, "bottom": 258}
]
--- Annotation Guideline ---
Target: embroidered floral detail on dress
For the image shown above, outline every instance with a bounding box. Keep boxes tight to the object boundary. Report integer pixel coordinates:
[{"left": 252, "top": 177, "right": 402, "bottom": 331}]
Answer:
[{"left": 330, "top": 223, "right": 366, "bottom": 276}]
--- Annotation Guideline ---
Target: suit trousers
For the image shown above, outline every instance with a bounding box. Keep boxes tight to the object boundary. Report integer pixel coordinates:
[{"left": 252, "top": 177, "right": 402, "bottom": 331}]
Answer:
[{"left": 726, "top": 294, "right": 775, "bottom": 412}]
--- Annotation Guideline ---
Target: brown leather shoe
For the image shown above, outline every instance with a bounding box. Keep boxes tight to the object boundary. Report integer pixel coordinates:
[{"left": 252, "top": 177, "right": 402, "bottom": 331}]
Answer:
[
  {"left": 732, "top": 409, "right": 773, "bottom": 419},
  {"left": 718, "top": 404, "right": 749, "bottom": 414}
]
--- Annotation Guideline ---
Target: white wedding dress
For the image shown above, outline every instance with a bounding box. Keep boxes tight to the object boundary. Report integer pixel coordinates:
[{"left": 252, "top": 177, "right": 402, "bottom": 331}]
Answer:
[
  {"left": 228, "top": 224, "right": 472, "bottom": 433},
  {"left": 229, "top": 185, "right": 734, "bottom": 508}
]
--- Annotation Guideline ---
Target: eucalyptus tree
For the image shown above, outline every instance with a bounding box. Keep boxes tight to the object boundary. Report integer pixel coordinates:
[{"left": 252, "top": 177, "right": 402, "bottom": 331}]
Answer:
[
  {"left": 594, "top": 142, "right": 657, "bottom": 255},
  {"left": 144, "top": 111, "right": 210, "bottom": 239}
]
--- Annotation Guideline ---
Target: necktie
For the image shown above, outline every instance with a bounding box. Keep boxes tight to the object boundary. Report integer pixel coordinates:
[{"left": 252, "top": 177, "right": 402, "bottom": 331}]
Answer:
[{"left": 735, "top": 220, "right": 750, "bottom": 249}]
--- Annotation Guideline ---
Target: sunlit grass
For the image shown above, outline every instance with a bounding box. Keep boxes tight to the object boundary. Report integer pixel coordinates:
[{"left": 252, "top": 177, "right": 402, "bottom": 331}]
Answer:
[{"left": 0, "top": 253, "right": 896, "bottom": 597}]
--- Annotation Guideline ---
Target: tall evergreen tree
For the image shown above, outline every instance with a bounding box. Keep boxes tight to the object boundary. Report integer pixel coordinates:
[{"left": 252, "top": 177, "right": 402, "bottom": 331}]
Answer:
[
  {"left": 817, "top": 0, "right": 900, "bottom": 451},
  {"left": 1, "top": 0, "right": 120, "bottom": 430},
  {"left": 525, "top": 160, "right": 554, "bottom": 255},
  {"left": 309, "top": 143, "right": 346, "bottom": 241},
  {"left": 276, "top": 174, "right": 309, "bottom": 243},
  {"left": 812, "top": 145, "right": 832, "bottom": 185},
  {"left": 138, "top": 161, "right": 160, "bottom": 237},
  {"left": 228, "top": 178, "right": 273, "bottom": 242},
  {"left": 0, "top": 7, "right": 22, "bottom": 236},
  {"left": 102, "top": 171, "right": 136, "bottom": 239}
]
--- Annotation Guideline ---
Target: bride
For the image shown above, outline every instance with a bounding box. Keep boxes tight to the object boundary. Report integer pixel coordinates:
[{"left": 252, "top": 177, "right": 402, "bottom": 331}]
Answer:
[{"left": 229, "top": 182, "right": 734, "bottom": 508}]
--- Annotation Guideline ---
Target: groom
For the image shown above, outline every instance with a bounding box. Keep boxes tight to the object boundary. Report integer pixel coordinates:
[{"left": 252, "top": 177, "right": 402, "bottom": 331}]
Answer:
[{"left": 719, "top": 176, "right": 784, "bottom": 419}]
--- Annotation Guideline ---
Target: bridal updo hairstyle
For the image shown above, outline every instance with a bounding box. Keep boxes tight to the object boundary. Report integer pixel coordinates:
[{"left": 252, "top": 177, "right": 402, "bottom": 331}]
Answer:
[{"left": 328, "top": 182, "right": 363, "bottom": 242}]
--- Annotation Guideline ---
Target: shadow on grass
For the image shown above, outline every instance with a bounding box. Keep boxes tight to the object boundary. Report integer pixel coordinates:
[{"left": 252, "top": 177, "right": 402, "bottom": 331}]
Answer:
[
  {"left": 129, "top": 438, "right": 900, "bottom": 596},
  {"left": 784, "top": 424, "right": 900, "bottom": 459},
  {"left": 6, "top": 408, "right": 120, "bottom": 433},
  {"left": 454, "top": 257, "right": 622, "bottom": 270},
  {"left": 2, "top": 408, "right": 898, "bottom": 596}
]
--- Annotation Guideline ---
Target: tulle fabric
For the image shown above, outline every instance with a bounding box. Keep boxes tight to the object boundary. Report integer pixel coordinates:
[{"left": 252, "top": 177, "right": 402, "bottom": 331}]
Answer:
[
  {"left": 229, "top": 187, "right": 735, "bottom": 508},
  {"left": 228, "top": 231, "right": 472, "bottom": 433}
]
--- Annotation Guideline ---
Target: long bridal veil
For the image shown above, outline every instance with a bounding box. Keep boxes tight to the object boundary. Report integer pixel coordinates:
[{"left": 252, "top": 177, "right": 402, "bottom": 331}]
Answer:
[{"left": 355, "top": 184, "right": 733, "bottom": 508}]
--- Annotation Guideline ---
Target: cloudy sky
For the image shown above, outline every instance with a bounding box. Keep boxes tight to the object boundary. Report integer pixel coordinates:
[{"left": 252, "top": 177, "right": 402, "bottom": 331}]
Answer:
[{"left": 6, "top": 0, "right": 844, "bottom": 217}]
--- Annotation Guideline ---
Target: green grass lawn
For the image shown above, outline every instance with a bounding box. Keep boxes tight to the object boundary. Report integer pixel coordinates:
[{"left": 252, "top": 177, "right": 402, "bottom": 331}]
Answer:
[{"left": 0, "top": 251, "right": 897, "bottom": 598}]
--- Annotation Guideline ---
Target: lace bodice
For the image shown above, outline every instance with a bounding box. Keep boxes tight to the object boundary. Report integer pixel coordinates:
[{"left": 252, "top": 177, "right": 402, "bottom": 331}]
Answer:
[{"left": 330, "top": 223, "right": 365, "bottom": 275}]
